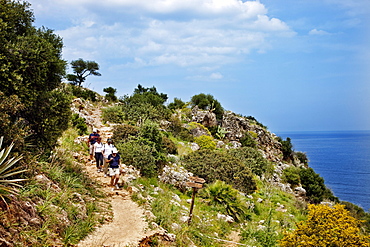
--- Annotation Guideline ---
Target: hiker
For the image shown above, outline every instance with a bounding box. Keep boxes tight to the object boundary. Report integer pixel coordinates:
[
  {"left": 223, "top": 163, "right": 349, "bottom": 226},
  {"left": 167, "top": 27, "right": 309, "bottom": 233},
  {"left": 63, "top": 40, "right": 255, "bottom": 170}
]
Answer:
[
  {"left": 94, "top": 137, "right": 104, "bottom": 172},
  {"left": 107, "top": 148, "right": 121, "bottom": 191},
  {"left": 87, "top": 128, "right": 100, "bottom": 162},
  {"left": 102, "top": 138, "right": 114, "bottom": 177}
]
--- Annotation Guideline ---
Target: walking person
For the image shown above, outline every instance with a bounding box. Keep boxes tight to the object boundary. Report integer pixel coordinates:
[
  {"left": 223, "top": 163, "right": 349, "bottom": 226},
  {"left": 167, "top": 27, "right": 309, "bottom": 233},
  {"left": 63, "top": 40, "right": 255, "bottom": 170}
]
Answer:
[
  {"left": 87, "top": 128, "right": 100, "bottom": 162},
  {"left": 94, "top": 137, "right": 104, "bottom": 172},
  {"left": 107, "top": 148, "right": 121, "bottom": 191},
  {"left": 102, "top": 138, "right": 114, "bottom": 177}
]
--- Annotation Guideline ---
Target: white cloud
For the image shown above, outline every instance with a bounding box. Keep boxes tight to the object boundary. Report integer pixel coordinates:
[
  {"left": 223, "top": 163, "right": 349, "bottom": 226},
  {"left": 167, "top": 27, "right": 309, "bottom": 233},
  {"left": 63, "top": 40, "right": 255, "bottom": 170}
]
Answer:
[
  {"left": 30, "top": 0, "right": 295, "bottom": 70},
  {"left": 210, "top": 72, "right": 223, "bottom": 79},
  {"left": 309, "top": 29, "right": 330, "bottom": 35}
]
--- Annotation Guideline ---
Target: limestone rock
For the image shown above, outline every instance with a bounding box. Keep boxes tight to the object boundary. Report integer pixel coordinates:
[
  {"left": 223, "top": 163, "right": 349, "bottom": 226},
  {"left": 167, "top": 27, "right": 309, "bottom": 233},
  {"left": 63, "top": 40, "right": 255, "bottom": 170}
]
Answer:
[{"left": 191, "top": 106, "right": 217, "bottom": 128}]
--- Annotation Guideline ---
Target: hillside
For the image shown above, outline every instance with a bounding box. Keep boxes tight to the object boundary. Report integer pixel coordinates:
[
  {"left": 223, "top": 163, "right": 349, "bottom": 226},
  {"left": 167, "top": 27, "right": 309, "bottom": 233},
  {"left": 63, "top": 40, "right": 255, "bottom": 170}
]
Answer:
[
  {"left": 1, "top": 86, "right": 369, "bottom": 246},
  {"left": 1, "top": 1, "right": 368, "bottom": 245},
  {"left": 72, "top": 86, "right": 369, "bottom": 246}
]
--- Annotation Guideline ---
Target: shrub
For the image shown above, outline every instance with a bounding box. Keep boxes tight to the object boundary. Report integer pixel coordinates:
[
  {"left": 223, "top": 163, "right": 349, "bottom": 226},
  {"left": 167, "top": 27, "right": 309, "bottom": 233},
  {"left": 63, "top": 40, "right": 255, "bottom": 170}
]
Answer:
[
  {"left": 118, "top": 85, "right": 171, "bottom": 124},
  {"left": 161, "top": 136, "right": 177, "bottom": 155},
  {"left": 101, "top": 105, "right": 125, "bottom": 124},
  {"left": 112, "top": 124, "right": 139, "bottom": 144},
  {"left": 116, "top": 140, "right": 157, "bottom": 177},
  {"left": 187, "top": 122, "right": 211, "bottom": 136},
  {"left": 277, "top": 137, "right": 294, "bottom": 162},
  {"left": 190, "top": 93, "right": 224, "bottom": 120},
  {"left": 299, "top": 167, "right": 336, "bottom": 203},
  {"left": 281, "top": 166, "right": 301, "bottom": 188},
  {"left": 194, "top": 135, "right": 216, "bottom": 150},
  {"left": 280, "top": 204, "right": 370, "bottom": 246},
  {"left": 70, "top": 85, "right": 97, "bottom": 102},
  {"left": 70, "top": 113, "right": 87, "bottom": 136},
  {"left": 240, "top": 132, "right": 257, "bottom": 148},
  {"left": 200, "top": 180, "right": 251, "bottom": 222},
  {"left": 226, "top": 147, "right": 268, "bottom": 177},
  {"left": 103, "top": 87, "right": 117, "bottom": 102},
  {"left": 182, "top": 149, "right": 257, "bottom": 194},
  {"left": 139, "top": 120, "right": 163, "bottom": 152},
  {"left": 295, "top": 152, "right": 308, "bottom": 166},
  {"left": 0, "top": 92, "right": 28, "bottom": 151},
  {"left": 168, "top": 97, "right": 185, "bottom": 110},
  {"left": 246, "top": 116, "right": 267, "bottom": 129},
  {"left": 168, "top": 115, "right": 193, "bottom": 142}
]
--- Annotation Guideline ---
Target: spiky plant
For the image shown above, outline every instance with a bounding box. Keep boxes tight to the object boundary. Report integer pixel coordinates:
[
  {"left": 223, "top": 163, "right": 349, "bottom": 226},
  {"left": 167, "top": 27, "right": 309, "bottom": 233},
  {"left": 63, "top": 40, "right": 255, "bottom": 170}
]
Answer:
[
  {"left": 0, "top": 136, "right": 27, "bottom": 204},
  {"left": 200, "top": 180, "right": 251, "bottom": 222}
]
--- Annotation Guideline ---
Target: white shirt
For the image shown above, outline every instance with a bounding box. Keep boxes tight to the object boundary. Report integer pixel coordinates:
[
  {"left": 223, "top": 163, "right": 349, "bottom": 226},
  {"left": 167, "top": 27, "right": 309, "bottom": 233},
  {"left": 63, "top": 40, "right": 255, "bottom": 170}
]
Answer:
[
  {"left": 103, "top": 143, "right": 114, "bottom": 158},
  {"left": 94, "top": 142, "right": 103, "bottom": 153}
]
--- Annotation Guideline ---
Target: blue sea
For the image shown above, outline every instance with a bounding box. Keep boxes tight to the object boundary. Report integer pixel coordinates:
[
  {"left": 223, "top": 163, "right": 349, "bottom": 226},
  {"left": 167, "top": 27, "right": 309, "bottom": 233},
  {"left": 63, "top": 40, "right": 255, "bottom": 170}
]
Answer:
[{"left": 277, "top": 130, "right": 370, "bottom": 212}]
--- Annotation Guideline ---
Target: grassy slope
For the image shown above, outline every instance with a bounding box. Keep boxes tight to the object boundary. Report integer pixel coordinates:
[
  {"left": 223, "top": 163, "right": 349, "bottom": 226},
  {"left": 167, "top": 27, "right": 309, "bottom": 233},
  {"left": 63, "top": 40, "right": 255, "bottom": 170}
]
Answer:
[{"left": 1, "top": 128, "right": 111, "bottom": 246}]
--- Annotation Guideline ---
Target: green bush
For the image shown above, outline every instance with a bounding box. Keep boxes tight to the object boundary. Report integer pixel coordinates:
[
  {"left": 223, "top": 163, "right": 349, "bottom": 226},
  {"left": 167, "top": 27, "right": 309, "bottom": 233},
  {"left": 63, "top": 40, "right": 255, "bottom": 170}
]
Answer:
[
  {"left": 70, "top": 85, "right": 97, "bottom": 102},
  {"left": 168, "top": 97, "right": 185, "bottom": 110},
  {"left": 162, "top": 136, "right": 177, "bottom": 155},
  {"left": 190, "top": 93, "right": 224, "bottom": 120},
  {"left": 281, "top": 166, "right": 301, "bottom": 187},
  {"left": 299, "top": 167, "right": 336, "bottom": 204},
  {"left": 71, "top": 114, "right": 87, "bottom": 136},
  {"left": 118, "top": 85, "right": 171, "bottom": 124},
  {"left": 194, "top": 135, "right": 216, "bottom": 150},
  {"left": 116, "top": 140, "right": 157, "bottom": 177},
  {"left": 0, "top": 92, "right": 28, "bottom": 151},
  {"left": 240, "top": 132, "right": 257, "bottom": 148},
  {"left": 246, "top": 116, "right": 267, "bottom": 129},
  {"left": 226, "top": 147, "right": 268, "bottom": 177},
  {"left": 122, "top": 102, "right": 163, "bottom": 124},
  {"left": 277, "top": 137, "right": 294, "bottom": 162},
  {"left": 103, "top": 87, "right": 117, "bottom": 102},
  {"left": 112, "top": 124, "right": 139, "bottom": 144},
  {"left": 200, "top": 180, "right": 251, "bottom": 222},
  {"left": 139, "top": 120, "right": 163, "bottom": 152},
  {"left": 168, "top": 116, "right": 194, "bottom": 142},
  {"left": 101, "top": 105, "right": 125, "bottom": 124},
  {"left": 295, "top": 151, "right": 309, "bottom": 166},
  {"left": 182, "top": 149, "right": 257, "bottom": 194}
]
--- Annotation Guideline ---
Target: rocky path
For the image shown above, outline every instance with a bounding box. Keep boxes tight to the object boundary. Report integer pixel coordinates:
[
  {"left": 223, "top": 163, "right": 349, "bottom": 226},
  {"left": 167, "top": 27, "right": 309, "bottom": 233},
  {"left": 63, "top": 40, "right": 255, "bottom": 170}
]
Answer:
[{"left": 76, "top": 106, "right": 160, "bottom": 247}]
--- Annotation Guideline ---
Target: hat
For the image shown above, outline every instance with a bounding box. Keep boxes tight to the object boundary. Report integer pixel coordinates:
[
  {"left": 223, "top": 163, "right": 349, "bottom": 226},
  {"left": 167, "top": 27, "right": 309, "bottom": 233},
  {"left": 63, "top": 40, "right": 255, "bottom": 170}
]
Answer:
[
  {"left": 112, "top": 148, "right": 118, "bottom": 153},
  {"left": 93, "top": 128, "right": 97, "bottom": 132}
]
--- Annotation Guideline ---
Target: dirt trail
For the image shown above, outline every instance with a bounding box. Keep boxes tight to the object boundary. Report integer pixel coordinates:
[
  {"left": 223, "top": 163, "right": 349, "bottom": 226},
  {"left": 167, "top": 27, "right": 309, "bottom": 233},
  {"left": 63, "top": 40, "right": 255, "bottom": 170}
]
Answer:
[{"left": 77, "top": 107, "right": 159, "bottom": 247}]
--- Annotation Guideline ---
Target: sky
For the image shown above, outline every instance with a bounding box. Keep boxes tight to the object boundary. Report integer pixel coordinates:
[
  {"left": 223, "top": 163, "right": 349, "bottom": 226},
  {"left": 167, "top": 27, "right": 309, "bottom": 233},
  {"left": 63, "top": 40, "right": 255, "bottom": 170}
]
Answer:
[{"left": 28, "top": 0, "right": 370, "bottom": 132}]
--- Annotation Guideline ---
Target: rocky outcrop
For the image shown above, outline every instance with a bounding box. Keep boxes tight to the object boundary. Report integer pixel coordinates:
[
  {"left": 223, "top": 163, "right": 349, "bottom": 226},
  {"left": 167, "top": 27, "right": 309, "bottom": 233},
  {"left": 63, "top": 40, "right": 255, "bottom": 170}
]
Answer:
[
  {"left": 191, "top": 106, "right": 217, "bottom": 128},
  {"left": 220, "top": 111, "right": 283, "bottom": 162}
]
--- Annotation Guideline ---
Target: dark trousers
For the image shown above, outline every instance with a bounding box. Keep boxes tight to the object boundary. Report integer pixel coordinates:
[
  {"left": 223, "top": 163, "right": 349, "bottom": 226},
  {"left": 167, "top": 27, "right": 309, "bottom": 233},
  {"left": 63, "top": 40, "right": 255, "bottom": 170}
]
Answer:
[{"left": 95, "top": 152, "right": 104, "bottom": 168}]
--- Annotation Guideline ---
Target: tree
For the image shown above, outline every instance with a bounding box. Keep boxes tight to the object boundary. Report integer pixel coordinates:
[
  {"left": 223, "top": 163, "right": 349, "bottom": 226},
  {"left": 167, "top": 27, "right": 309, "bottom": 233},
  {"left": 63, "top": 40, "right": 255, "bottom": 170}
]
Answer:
[
  {"left": 103, "top": 87, "right": 117, "bottom": 102},
  {"left": 299, "top": 167, "right": 335, "bottom": 204},
  {"left": 0, "top": 0, "right": 70, "bottom": 152},
  {"left": 190, "top": 93, "right": 224, "bottom": 120},
  {"left": 66, "top": 58, "right": 101, "bottom": 87},
  {"left": 168, "top": 97, "right": 185, "bottom": 110},
  {"left": 280, "top": 204, "right": 370, "bottom": 246},
  {"left": 182, "top": 149, "right": 257, "bottom": 194},
  {"left": 278, "top": 137, "right": 294, "bottom": 161},
  {"left": 118, "top": 85, "right": 170, "bottom": 124}
]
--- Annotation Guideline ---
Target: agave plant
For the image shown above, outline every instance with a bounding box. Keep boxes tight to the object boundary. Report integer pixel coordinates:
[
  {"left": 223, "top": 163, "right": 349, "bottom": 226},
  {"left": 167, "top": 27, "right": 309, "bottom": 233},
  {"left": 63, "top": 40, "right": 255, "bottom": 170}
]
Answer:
[{"left": 0, "top": 136, "right": 27, "bottom": 204}]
